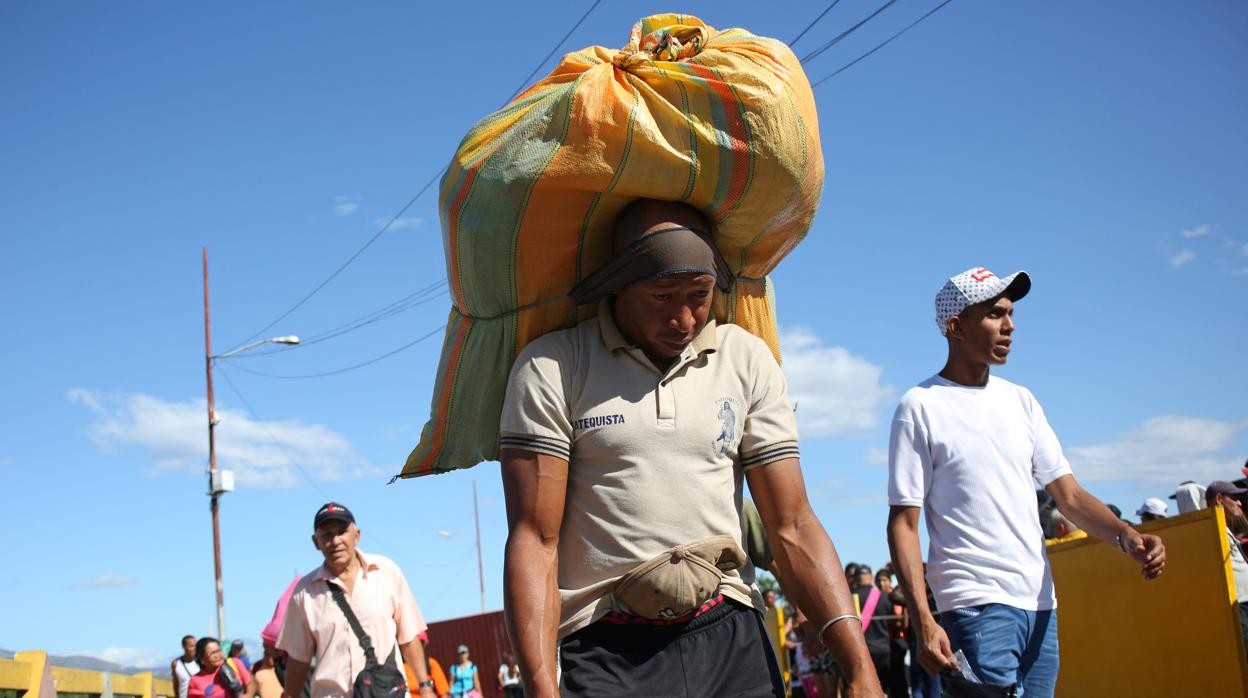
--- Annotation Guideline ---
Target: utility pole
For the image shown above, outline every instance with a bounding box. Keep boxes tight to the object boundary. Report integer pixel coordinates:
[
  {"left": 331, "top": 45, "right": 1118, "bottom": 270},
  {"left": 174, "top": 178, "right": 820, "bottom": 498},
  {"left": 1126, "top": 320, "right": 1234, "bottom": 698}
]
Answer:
[
  {"left": 474, "top": 480, "right": 485, "bottom": 614},
  {"left": 203, "top": 247, "right": 227, "bottom": 641}
]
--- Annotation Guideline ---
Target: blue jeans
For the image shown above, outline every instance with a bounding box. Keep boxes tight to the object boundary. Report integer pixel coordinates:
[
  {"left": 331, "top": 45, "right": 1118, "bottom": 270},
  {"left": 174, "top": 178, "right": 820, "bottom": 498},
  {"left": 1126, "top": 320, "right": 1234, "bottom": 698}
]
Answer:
[{"left": 940, "top": 604, "right": 1059, "bottom": 698}]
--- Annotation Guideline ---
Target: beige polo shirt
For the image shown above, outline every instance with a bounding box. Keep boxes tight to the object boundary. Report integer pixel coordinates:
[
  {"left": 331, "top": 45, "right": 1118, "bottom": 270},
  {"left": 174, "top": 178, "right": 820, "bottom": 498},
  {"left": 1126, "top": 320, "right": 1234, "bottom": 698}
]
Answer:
[
  {"left": 500, "top": 301, "right": 800, "bottom": 638},
  {"left": 277, "top": 550, "right": 427, "bottom": 698}
]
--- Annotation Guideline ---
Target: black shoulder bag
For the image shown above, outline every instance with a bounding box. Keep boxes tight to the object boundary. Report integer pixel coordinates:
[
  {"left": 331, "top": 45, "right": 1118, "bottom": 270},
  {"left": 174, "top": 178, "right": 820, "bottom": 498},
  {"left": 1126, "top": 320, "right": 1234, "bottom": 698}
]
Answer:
[{"left": 328, "top": 582, "right": 408, "bottom": 698}]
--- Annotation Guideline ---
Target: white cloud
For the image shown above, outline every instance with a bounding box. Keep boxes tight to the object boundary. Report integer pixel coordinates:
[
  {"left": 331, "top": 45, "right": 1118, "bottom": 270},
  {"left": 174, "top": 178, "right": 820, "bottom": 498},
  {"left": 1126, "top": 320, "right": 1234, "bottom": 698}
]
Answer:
[
  {"left": 1169, "top": 249, "right": 1196, "bottom": 268},
  {"left": 435, "top": 529, "right": 454, "bottom": 538},
  {"left": 69, "top": 389, "right": 379, "bottom": 488},
  {"left": 74, "top": 647, "right": 164, "bottom": 669},
  {"left": 1181, "top": 224, "right": 1211, "bottom": 239},
  {"left": 780, "top": 328, "right": 894, "bottom": 438},
  {"left": 1068, "top": 415, "right": 1248, "bottom": 488},
  {"left": 377, "top": 216, "right": 423, "bottom": 231},
  {"left": 69, "top": 573, "right": 136, "bottom": 590},
  {"left": 334, "top": 195, "right": 361, "bottom": 216},
  {"left": 864, "top": 447, "right": 888, "bottom": 466}
]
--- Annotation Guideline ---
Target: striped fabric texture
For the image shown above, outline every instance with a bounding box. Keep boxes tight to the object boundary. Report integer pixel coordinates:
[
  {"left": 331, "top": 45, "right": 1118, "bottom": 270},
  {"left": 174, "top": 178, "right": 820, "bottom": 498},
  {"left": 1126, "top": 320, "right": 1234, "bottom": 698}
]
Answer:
[{"left": 401, "top": 14, "right": 823, "bottom": 478}]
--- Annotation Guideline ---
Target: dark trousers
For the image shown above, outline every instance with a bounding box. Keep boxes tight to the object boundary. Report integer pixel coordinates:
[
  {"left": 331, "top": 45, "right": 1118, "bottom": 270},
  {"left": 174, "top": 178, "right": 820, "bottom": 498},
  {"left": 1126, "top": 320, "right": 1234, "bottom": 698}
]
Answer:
[
  {"left": 907, "top": 635, "right": 942, "bottom": 698},
  {"left": 559, "top": 599, "right": 785, "bottom": 697},
  {"left": 869, "top": 649, "right": 908, "bottom": 698}
]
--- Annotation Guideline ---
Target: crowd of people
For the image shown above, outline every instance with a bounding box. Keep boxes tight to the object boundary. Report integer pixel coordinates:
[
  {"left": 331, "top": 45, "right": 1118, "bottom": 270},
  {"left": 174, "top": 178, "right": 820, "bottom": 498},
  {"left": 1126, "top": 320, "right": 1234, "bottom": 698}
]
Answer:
[
  {"left": 162, "top": 200, "right": 1238, "bottom": 698},
  {"left": 169, "top": 502, "right": 526, "bottom": 698},
  {"left": 777, "top": 467, "right": 1248, "bottom": 698}
]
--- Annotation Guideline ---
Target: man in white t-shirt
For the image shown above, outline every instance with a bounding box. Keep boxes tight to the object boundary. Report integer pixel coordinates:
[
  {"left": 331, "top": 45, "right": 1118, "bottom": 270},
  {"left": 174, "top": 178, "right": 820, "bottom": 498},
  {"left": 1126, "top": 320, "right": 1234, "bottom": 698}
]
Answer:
[
  {"left": 885, "top": 267, "right": 1166, "bottom": 697},
  {"left": 170, "top": 635, "right": 198, "bottom": 698}
]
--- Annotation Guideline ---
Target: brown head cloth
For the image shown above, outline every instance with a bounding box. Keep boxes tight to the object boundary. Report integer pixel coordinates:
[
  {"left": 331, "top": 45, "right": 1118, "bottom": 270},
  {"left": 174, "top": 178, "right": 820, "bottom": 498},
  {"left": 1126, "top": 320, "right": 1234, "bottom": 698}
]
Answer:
[{"left": 569, "top": 225, "right": 734, "bottom": 304}]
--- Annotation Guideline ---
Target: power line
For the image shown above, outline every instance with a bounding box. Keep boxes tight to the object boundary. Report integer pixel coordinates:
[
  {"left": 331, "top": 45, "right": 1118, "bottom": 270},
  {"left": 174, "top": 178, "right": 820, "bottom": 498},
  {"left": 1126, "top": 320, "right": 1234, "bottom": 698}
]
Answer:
[
  {"left": 800, "top": 0, "right": 898, "bottom": 64},
  {"left": 213, "top": 364, "right": 332, "bottom": 499},
  {"left": 226, "top": 0, "right": 604, "bottom": 356},
  {"left": 224, "top": 324, "right": 446, "bottom": 379},
  {"left": 790, "top": 0, "right": 843, "bottom": 48},
  {"left": 230, "top": 280, "right": 449, "bottom": 357},
  {"left": 506, "top": 0, "right": 604, "bottom": 103},
  {"left": 811, "top": 0, "right": 956, "bottom": 87},
  {"left": 226, "top": 168, "right": 444, "bottom": 355}
]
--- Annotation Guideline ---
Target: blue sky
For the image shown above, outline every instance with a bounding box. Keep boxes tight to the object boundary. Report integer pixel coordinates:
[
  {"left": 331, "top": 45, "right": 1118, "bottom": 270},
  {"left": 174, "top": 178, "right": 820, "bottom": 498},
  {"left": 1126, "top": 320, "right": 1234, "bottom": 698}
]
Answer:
[{"left": 3, "top": 0, "right": 1245, "bottom": 668}]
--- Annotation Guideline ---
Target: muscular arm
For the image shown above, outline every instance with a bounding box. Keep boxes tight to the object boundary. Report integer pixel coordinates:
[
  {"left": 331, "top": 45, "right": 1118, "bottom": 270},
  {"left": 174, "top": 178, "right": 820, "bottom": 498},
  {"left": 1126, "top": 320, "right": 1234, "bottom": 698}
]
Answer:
[
  {"left": 1046, "top": 474, "right": 1165, "bottom": 579},
  {"left": 746, "top": 458, "right": 882, "bottom": 695},
  {"left": 886, "top": 505, "right": 956, "bottom": 674},
  {"left": 501, "top": 448, "right": 568, "bottom": 698},
  {"left": 280, "top": 659, "right": 309, "bottom": 698}
]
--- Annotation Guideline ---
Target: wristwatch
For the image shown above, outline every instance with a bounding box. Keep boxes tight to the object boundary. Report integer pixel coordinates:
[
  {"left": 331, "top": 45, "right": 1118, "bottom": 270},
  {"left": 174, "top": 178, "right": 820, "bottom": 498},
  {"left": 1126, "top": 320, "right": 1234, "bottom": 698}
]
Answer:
[{"left": 416, "top": 680, "right": 434, "bottom": 689}]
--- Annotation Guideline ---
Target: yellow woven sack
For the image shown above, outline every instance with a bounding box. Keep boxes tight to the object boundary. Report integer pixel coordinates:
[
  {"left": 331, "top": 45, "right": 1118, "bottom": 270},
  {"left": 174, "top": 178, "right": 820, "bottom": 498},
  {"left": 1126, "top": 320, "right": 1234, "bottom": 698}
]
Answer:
[{"left": 400, "top": 13, "right": 823, "bottom": 477}]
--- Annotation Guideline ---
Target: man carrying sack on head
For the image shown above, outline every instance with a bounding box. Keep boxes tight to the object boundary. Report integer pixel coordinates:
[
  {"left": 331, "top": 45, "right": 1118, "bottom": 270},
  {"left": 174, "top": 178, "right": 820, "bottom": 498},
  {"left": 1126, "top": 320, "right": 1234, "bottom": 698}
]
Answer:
[
  {"left": 277, "top": 503, "right": 437, "bottom": 698},
  {"left": 500, "top": 200, "right": 883, "bottom": 698}
]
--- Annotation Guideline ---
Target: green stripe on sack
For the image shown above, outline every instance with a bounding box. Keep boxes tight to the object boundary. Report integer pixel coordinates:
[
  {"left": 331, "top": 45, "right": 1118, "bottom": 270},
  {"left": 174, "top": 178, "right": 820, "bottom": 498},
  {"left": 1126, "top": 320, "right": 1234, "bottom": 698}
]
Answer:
[
  {"left": 708, "top": 65, "right": 756, "bottom": 259},
  {"left": 452, "top": 78, "right": 583, "bottom": 318},
  {"left": 575, "top": 76, "right": 639, "bottom": 284}
]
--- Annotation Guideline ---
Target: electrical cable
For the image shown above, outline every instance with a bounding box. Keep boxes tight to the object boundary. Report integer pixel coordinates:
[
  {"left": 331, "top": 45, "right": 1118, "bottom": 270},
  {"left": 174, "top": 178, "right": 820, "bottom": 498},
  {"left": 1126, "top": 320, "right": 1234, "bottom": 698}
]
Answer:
[
  {"left": 506, "top": 0, "right": 603, "bottom": 103},
  {"left": 224, "top": 324, "right": 446, "bottom": 379},
  {"left": 225, "top": 0, "right": 604, "bottom": 356},
  {"left": 229, "top": 281, "right": 449, "bottom": 357},
  {"left": 213, "top": 364, "right": 334, "bottom": 499},
  {"left": 789, "top": 0, "right": 843, "bottom": 48},
  {"left": 226, "top": 168, "right": 444, "bottom": 355},
  {"left": 799, "top": 0, "right": 898, "bottom": 64},
  {"left": 811, "top": 0, "right": 955, "bottom": 87}
]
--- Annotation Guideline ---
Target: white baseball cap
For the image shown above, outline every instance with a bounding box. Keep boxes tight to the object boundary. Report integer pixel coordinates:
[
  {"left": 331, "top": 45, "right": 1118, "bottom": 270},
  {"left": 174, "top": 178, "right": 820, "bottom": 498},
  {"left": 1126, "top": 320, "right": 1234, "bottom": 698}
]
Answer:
[
  {"left": 1136, "top": 497, "right": 1168, "bottom": 518},
  {"left": 1169, "top": 481, "right": 1206, "bottom": 514},
  {"left": 934, "top": 267, "right": 1031, "bottom": 335}
]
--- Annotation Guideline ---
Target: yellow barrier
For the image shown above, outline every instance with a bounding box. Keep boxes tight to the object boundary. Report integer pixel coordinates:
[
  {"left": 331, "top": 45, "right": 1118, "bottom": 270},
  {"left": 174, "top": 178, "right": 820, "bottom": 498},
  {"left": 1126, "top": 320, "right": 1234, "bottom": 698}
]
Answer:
[
  {"left": 1048, "top": 507, "right": 1248, "bottom": 697},
  {"left": 0, "top": 651, "right": 173, "bottom": 698},
  {"left": 764, "top": 606, "right": 790, "bottom": 693}
]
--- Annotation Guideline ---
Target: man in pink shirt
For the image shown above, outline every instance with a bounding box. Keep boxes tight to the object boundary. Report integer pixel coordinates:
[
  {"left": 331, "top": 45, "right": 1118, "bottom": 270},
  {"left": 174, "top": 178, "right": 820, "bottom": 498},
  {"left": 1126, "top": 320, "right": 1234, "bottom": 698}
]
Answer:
[{"left": 278, "top": 502, "right": 436, "bottom": 698}]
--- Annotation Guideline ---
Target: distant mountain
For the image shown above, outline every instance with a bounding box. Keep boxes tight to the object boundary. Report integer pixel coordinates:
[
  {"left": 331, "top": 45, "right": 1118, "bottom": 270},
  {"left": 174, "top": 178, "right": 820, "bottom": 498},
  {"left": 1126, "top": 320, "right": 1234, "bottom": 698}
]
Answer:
[{"left": 0, "top": 648, "right": 160, "bottom": 675}]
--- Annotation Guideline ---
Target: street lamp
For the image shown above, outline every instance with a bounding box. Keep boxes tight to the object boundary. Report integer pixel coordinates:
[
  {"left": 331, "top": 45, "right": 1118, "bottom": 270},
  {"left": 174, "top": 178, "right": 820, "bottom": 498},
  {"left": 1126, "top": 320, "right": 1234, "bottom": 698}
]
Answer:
[{"left": 202, "top": 247, "right": 299, "bottom": 640}]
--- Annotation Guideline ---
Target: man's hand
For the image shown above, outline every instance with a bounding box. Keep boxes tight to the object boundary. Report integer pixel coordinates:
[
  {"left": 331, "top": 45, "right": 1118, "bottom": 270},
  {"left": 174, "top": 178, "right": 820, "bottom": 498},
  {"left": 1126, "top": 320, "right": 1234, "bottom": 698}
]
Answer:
[
  {"left": 1123, "top": 529, "right": 1166, "bottom": 580},
  {"left": 915, "top": 617, "right": 958, "bottom": 675}
]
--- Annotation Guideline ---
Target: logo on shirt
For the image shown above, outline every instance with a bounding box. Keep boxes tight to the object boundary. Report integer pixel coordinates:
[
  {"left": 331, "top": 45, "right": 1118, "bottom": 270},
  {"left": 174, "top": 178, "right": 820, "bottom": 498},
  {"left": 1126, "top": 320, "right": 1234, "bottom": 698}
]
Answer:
[
  {"left": 712, "top": 398, "right": 740, "bottom": 456},
  {"left": 572, "top": 413, "right": 625, "bottom": 431}
]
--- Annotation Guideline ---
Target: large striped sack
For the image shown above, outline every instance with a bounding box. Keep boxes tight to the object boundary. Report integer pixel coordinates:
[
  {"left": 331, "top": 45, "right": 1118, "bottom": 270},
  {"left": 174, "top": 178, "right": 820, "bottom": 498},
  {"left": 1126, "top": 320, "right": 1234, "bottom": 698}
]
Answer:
[{"left": 400, "top": 13, "right": 823, "bottom": 478}]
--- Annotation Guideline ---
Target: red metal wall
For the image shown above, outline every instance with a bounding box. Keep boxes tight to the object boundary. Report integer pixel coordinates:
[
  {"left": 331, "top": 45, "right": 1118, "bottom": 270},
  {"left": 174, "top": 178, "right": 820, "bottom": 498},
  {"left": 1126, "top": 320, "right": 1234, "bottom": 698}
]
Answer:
[{"left": 425, "top": 610, "right": 512, "bottom": 698}]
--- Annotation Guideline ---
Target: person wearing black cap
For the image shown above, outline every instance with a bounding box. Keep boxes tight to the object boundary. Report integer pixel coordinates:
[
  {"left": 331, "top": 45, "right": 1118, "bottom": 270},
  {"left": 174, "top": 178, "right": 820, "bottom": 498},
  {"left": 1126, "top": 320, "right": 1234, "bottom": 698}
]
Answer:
[
  {"left": 499, "top": 200, "right": 882, "bottom": 698},
  {"left": 886, "top": 267, "right": 1167, "bottom": 697},
  {"left": 276, "top": 503, "right": 436, "bottom": 698}
]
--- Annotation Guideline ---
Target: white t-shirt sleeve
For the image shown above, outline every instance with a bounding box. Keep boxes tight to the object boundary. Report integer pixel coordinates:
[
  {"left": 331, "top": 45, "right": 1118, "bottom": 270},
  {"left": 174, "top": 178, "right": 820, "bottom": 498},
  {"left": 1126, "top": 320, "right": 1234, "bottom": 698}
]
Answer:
[
  {"left": 888, "top": 400, "right": 930, "bottom": 507},
  {"left": 1028, "top": 391, "right": 1073, "bottom": 487}
]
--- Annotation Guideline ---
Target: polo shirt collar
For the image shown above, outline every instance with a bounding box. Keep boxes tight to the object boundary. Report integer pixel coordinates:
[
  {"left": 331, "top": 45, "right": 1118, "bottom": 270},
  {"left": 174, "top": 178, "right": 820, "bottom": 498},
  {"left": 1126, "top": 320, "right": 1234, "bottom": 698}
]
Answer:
[
  {"left": 311, "top": 549, "right": 379, "bottom": 584},
  {"left": 597, "top": 299, "right": 719, "bottom": 356}
]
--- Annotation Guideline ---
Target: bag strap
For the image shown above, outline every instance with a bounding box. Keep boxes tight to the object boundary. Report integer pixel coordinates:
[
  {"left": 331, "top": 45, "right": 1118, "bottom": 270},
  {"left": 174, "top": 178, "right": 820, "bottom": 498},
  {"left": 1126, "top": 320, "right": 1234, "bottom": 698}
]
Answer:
[
  {"left": 860, "top": 586, "right": 882, "bottom": 629},
  {"left": 328, "top": 581, "right": 380, "bottom": 668}
]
